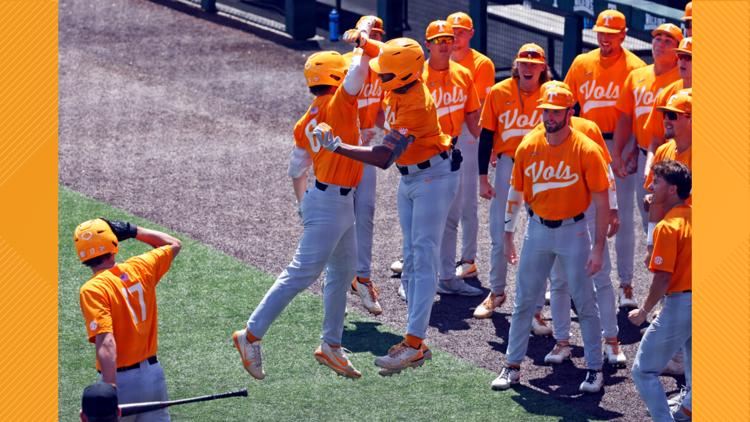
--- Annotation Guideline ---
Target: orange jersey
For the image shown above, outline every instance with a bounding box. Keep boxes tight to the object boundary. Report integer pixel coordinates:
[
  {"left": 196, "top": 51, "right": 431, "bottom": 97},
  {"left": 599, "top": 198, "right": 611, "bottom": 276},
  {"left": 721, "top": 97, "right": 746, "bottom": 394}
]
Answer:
[
  {"left": 422, "top": 60, "right": 480, "bottom": 138},
  {"left": 644, "top": 140, "right": 692, "bottom": 204},
  {"left": 564, "top": 48, "right": 646, "bottom": 133},
  {"left": 649, "top": 204, "right": 692, "bottom": 293},
  {"left": 616, "top": 65, "right": 680, "bottom": 149},
  {"left": 79, "top": 246, "right": 175, "bottom": 370},
  {"left": 529, "top": 116, "right": 612, "bottom": 164},
  {"left": 643, "top": 79, "right": 685, "bottom": 144},
  {"left": 383, "top": 82, "right": 453, "bottom": 166},
  {"left": 453, "top": 48, "right": 495, "bottom": 102},
  {"left": 512, "top": 128, "right": 610, "bottom": 220},
  {"left": 480, "top": 77, "right": 542, "bottom": 158},
  {"left": 293, "top": 86, "right": 363, "bottom": 187}
]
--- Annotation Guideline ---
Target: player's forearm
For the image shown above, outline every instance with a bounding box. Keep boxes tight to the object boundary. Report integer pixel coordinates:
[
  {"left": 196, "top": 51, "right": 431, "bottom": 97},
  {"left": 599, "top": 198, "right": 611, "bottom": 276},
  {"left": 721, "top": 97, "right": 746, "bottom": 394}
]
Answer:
[
  {"left": 95, "top": 333, "right": 117, "bottom": 385},
  {"left": 136, "top": 227, "right": 182, "bottom": 255},
  {"left": 612, "top": 112, "right": 633, "bottom": 158},
  {"left": 465, "top": 110, "right": 481, "bottom": 138},
  {"left": 292, "top": 171, "right": 308, "bottom": 203},
  {"left": 333, "top": 143, "right": 394, "bottom": 169},
  {"left": 642, "top": 272, "right": 672, "bottom": 313},
  {"left": 504, "top": 188, "right": 524, "bottom": 232},
  {"left": 477, "top": 128, "right": 494, "bottom": 175},
  {"left": 591, "top": 191, "right": 609, "bottom": 251}
]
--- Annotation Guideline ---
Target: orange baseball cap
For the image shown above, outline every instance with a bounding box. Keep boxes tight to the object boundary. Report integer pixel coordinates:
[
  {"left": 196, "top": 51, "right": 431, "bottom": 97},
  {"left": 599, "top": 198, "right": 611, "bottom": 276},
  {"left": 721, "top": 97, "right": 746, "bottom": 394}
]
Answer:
[
  {"left": 425, "top": 20, "right": 454, "bottom": 40},
  {"left": 540, "top": 80, "right": 572, "bottom": 95},
  {"left": 357, "top": 15, "right": 385, "bottom": 34},
  {"left": 651, "top": 23, "right": 683, "bottom": 42},
  {"left": 446, "top": 12, "right": 473, "bottom": 30},
  {"left": 537, "top": 87, "right": 576, "bottom": 110},
  {"left": 674, "top": 37, "right": 692, "bottom": 55},
  {"left": 682, "top": 2, "right": 692, "bottom": 21},
  {"left": 592, "top": 9, "right": 627, "bottom": 33},
  {"left": 515, "top": 43, "right": 546, "bottom": 64},
  {"left": 657, "top": 89, "right": 692, "bottom": 114}
]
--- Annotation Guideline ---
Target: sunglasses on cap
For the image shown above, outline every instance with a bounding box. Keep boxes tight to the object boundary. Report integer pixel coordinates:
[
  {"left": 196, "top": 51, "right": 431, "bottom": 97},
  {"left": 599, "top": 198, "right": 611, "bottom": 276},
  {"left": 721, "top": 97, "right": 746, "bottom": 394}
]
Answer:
[
  {"left": 429, "top": 36, "right": 454, "bottom": 45},
  {"left": 677, "top": 53, "right": 692, "bottom": 62},
  {"left": 518, "top": 50, "right": 543, "bottom": 60}
]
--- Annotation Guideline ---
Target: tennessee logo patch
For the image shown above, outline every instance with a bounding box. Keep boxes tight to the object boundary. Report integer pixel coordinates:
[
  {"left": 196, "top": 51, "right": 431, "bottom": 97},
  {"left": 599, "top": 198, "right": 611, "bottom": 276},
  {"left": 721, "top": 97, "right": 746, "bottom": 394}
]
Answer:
[
  {"left": 89, "top": 321, "right": 98, "bottom": 331},
  {"left": 310, "top": 106, "right": 319, "bottom": 115},
  {"left": 398, "top": 127, "right": 408, "bottom": 135},
  {"left": 654, "top": 256, "right": 664, "bottom": 265}
]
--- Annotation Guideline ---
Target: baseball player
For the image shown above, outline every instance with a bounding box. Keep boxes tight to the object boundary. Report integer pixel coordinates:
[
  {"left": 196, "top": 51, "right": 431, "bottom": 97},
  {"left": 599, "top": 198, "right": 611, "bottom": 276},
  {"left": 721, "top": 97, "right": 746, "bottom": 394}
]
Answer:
[
  {"left": 474, "top": 43, "right": 551, "bottom": 324},
  {"left": 682, "top": 2, "right": 692, "bottom": 37},
  {"left": 564, "top": 9, "right": 646, "bottom": 305},
  {"left": 81, "top": 382, "right": 120, "bottom": 422},
  {"left": 344, "top": 15, "right": 386, "bottom": 316},
  {"left": 643, "top": 37, "right": 692, "bottom": 180},
  {"left": 491, "top": 87, "right": 608, "bottom": 393},
  {"left": 629, "top": 160, "right": 692, "bottom": 422},
  {"left": 76, "top": 218, "right": 182, "bottom": 422},
  {"left": 610, "top": 23, "right": 682, "bottom": 308},
  {"left": 420, "top": 19, "right": 483, "bottom": 297},
  {"left": 233, "top": 24, "right": 377, "bottom": 380},
  {"left": 315, "top": 37, "right": 459, "bottom": 375}
]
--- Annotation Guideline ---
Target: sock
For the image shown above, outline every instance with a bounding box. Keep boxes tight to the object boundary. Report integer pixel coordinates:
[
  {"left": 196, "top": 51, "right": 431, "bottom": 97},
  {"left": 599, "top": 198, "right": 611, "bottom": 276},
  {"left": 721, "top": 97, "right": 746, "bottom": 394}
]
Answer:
[
  {"left": 357, "top": 276, "right": 371, "bottom": 284},
  {"left": 245, "top": 330, "right": 261, "bottom": 343},
  {"left": 404, "top": 334, "right": 422, "bottom": 349}
]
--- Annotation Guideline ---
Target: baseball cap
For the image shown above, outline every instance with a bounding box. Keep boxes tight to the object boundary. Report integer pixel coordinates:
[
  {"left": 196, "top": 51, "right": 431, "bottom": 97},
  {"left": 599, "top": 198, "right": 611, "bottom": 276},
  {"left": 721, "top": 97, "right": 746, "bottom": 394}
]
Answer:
[
  {"left": 651, "top": 23, "right": 683, "bottom": 42},
  {"left": 82, "top": 382, "right": 119, "bottom": 419},
  {"left": 357, "top": 15, "right": 384, "bottom": 34},
  {"left": 592, "top": 9, "right": 627, "bottom": 33},
  {"left": 657, "top": 89, "right": 692, "bottom": 114},
  {"left": 682, "top": 2, "right": 692, "bottom": 21},
  {"left": 674, "top": 37, "right": 692, "bottom": 55},
  {"left": 446, "top": 12, "right": 473, "bottom": 30},
  {"left": 515, "top": 43, "right": 546, "bottom": 64},
  {"left": 540, "top": 80, "right": 572, "bottom": 96},
  {"left": 537, "top": 87, "right": 576, "bottom": 110},
  {"left": 425, "top": 20, "right": 454, "bottom": 40}
]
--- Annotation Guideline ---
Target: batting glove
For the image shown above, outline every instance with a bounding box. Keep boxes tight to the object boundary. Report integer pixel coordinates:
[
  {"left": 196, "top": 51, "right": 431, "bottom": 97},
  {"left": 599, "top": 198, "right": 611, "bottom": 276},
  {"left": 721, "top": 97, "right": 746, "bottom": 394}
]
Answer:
[
  {"left": 313, "top": 122, "right": 342, "bottom": 152},
  {"left": 382, "top": 129, "right": 414, "bottom": 164},
  {"left": 101, "top": 218, "right": 138, "bottom": 241}
]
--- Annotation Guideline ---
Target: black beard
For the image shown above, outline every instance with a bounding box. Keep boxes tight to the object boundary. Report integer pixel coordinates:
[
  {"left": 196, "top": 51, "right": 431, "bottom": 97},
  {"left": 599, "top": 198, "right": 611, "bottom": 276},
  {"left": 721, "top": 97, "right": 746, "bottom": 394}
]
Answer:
[{"left": 544, "top": 121, "right": 565, "bottom": 133}]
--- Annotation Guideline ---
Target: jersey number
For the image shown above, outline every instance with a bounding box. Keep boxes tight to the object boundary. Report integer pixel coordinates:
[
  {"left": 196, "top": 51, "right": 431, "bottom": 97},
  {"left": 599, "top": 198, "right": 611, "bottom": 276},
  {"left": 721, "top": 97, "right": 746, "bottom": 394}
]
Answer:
[
  {"left": 122, "top": 283, "right": 147, "bottom": 324},
  {"left": 304, "top": 118, "right": 321, "bottom": 153}
]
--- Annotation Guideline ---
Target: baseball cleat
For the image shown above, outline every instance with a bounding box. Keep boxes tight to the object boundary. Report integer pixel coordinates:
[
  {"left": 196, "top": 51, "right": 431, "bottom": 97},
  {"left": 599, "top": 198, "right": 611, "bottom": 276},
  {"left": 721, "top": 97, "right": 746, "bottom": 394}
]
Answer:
[
  {"left": 579, "top": 370, "right": 603, "bottom": 393},
  {"left": 491, "top": 366, "right": 520, "bottom": 390},
  {"left": 604, "top": 341, "right": 627, "bottom": 367},
  {"left": 375, "top": 342, "right": 432, "bottom": 376},
  {"left": 473, "top": 292, "right": 507, "bottom": 319},
  {"left": 671, "top": 407, "right": 692, "bottom": 422},
  {"left": 436, "top": 277, "right": 483, "bottom": 296},
  {"left": 531, "top": 313, "right": 553, "bottom": 336},
  {"left": 351, "top": 277, "right": 383, "bottom": 315},
  {"left": 544, "top": 342, "right": 572, "bottom": 364},
  {"left": 668, "top": 386, "right": 689, "bottom": 409},
  {"left": 455, "top": 260, "right": 478, "bottom": 279},
  {"left": 232, "top": 329, "right": 265, "bottom": 380},
  {"left": 397, "top": 280, "right": 407, "bottom": 302},
  {"left": 545, "top": 290, "right": 551, "bottom": 305},
  {"left": 314, "top": 343, "right": 361, "bottom": 379},
  {"left": 618, "top": 285, "right": 638, "bottom": 308},
  {"left": 390, "top": 258, "right": 403, "bottom": 274}
]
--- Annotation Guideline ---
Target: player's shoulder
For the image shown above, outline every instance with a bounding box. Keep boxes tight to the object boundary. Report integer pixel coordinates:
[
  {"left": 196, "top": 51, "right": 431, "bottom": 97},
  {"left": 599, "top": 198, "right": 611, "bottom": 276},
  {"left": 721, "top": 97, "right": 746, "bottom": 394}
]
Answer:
[
  {"left": 518, "top": 128, "right": 545, "bottom": 150},
  {"left": 80, "top": 271, "right": 116, "bottom": 297},
  {"left": 574, "top": 49, "right": 599, "bottom": 65},
  {"left": 571, "top": 116, "right": 599, "bottom": 133},
  {"left": 571, "top": 128, "right": 603, "bottom": 152},
  {"left": 627, "top": 64, "right": 654, "bottom": 81},
  {"left": 489, "top": 77, "right": 514, "bottom": 95},
  {"left": 471, "top": 48, "right": 494, "bottom": 66},
  {"left": 623, "top": 48, "right": 648, "bottom": 67},
  {"left": 449, "top": 61, "right": 474, "bottom": 80},
  {"left": 656, "top": 207, "right": 690, "bottom": 234},
  {"left": 654, "top": 139, "right": 677, "bottom": 157}
]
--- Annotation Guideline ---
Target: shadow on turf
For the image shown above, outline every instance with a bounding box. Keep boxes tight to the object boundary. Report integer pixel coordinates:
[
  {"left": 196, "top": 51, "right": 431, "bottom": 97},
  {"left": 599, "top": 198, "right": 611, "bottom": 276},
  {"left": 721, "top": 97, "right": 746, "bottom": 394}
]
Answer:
[
  {"left": 509, "top": 383, "right": 621, "bottom": 421},
  {"left": 428, "top": 277, "right": 487, "bottom": 333},
  {"left": 342, "top": 321, "right": 402, "bottom": 356}
]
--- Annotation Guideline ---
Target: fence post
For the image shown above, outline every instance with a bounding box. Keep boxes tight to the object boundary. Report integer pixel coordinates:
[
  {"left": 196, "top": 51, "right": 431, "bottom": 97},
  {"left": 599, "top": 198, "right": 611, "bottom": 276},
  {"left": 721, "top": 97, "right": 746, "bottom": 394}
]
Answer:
[
  {"left": 469, "top": 0, "right": 488, "bottom": 54},
  {"left": 201, "top": 0, "right": 216, "bottom": 13},
  {"left": 285, "top": 0, "right": 316, "bottom": 40},
  {"left": 562, "top": 12, "right": 583, "bottom": 77},
  {"left": 378, "top": 0, "right": 403, "bottom": 39}
]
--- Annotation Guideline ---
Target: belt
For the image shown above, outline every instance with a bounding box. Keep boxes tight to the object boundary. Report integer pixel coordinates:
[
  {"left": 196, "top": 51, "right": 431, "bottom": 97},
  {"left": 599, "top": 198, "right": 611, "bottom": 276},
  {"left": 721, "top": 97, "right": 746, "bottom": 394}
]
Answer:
[
  {"left": 638, "top": 146, "right": 647, "bottom": 156},
  {"left": 528, "top": 208, "right": 585, "bottom": 229},
  {"left": 602, "top": 132, "right": 614, "bottom": 140},
  {"left": 668, "top": 289, "right": 692, "bottom": 295},
  {"left": 496, "top": 152, "right": 515, "bottom": 163},
  {"left": 99, "top": 355, "right": 158, "bottom": 374},
  {"left": 315, "top": 180, "right": 352, "bottom": 196},
  {"left": 397, "top": 151, "right": 450, "bottom": 175}
]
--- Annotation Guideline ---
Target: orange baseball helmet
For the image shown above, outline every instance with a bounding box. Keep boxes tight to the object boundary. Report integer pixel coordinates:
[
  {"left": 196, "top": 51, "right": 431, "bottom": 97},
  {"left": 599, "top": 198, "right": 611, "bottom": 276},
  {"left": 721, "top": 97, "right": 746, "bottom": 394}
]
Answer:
[
  {"left": 74, "top": 218, "right": 118, "bottom": 262},
  {"left": 369, "top": 38, "right": 425, "bottom": 91},
  {"left": 303, "top": 51, "right": 348, "bottom": 88}
]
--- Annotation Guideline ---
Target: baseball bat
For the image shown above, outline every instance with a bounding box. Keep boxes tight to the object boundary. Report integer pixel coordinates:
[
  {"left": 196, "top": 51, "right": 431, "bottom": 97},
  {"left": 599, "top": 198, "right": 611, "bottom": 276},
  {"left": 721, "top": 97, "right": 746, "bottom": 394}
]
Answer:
[{"left": 119, "top": 388, "right": 248, "bottom": 416}]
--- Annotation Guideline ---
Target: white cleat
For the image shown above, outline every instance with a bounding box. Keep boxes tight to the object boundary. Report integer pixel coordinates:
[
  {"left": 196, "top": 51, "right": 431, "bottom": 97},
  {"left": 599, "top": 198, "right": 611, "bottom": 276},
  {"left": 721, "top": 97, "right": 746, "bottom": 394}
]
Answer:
[
  {"left": 351, "top": 277, "right": 383, "bottom": 315},
  {"left": 390, "top": 258, "right": 403, "bottom": 274},
  {"left": 545, "top": 290, "right": 551, "bottom": 305},
  {"left": 618, "top": 285, "right": 638, "bottom": 308},
  {"left": 232, "top": 329, "right": 265, "bottom": 380},
  {"left": 314, "top": 343, "right": 361, "bottom": 379},
  {"left": 604, "top": 341, "right": 627, "bottom": 367},
  {"left": 455, "top": 260, "right": 478, "bottom": 279},
  {"left": 531, "top": 313, "right": 553, "bottom": 336},
  {"left": 397, "top": 281, "right": 407, "bottom": 302},
  {"left": 375, "top": 342, "right": 432, "bottom": 376},
  {"left": 579, "top": 370, "right": 603, "bottom": 393},
  {"left": 544, "top": 342, "right": 572, "bottom": 364},
  {"left": 491, "top": 366, "right": 521, "bottom": 390},
  {"left": 473, "top": 292, "right": 507, "bottom": 319}
]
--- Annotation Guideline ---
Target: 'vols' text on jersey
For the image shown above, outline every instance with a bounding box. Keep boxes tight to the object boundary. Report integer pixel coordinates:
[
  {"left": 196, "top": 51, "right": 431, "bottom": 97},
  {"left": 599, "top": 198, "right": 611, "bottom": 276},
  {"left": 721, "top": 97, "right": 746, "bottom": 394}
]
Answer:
[
  {"left": 511, "top": 128, "right": 610, "bottom": 220},
  {"left": 294, "top": 86, "right": 363, "bottom": 187},
  {"left": 481, "top": 77, "right": 543, "bottom": 159}
]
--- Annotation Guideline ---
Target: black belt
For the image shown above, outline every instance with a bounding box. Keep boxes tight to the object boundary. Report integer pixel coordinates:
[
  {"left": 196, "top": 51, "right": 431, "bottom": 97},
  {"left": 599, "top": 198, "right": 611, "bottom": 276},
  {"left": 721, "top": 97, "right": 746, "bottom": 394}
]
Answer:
[
  {"left": 602, "top": 132, "right": 614, "bottom": 140},
  {"left": 668, "top": 289, "right": 692, "bottom": 295},
  {"left": 397, "top": 151, "right": 450, "bottom": 175},
  {"left": 99, "top": 355, "right": 158, "bottom": 374},
  {"left": 638, "top": 147, "right": 647, "bottom": 156},
  {"left": 315, "top": 180, "right": 352, "bottom": 196},
  {"left": 496, "top": 152, "right": 515, "bottom": 163},
  {"left": 528, "top": 208, "right": 585, "bottom": 229}
]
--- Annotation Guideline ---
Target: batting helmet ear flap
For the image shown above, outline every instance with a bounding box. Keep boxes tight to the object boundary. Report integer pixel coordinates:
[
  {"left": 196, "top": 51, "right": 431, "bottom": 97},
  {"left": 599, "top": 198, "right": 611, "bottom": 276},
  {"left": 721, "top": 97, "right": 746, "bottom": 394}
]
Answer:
[{"left": 74, "top": 218, "right": 119, "bottom": 262}]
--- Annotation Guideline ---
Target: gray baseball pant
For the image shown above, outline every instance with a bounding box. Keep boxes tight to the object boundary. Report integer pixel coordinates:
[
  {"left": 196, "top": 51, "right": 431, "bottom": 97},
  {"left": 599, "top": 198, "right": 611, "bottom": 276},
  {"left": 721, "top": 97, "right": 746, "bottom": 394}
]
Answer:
[
  {"left": 457, "top": 124, "right": 479, "bottom": 261},
  {"left": 355, "top": 164, "right": 377, "bottom": 279},
  {"left": 109, "top": 360, "right": 169, "bottom": 422},
  {"left": 487, "top": 154, "right": 514, "bottom": 294}
]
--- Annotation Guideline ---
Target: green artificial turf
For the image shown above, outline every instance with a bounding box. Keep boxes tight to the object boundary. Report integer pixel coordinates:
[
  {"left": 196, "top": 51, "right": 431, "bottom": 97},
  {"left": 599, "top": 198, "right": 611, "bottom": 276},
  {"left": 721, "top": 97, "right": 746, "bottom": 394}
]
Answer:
[{"left": 59, "top": 186, "right": 602, "bottom": 421}]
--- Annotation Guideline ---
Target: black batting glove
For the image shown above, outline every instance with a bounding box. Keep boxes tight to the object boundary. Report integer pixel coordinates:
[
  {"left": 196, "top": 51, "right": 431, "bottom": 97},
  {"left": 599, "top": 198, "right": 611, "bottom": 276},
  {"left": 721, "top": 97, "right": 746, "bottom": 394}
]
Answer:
[{"left": 101, "top": 218, "right": 138, "bottom": 241}]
